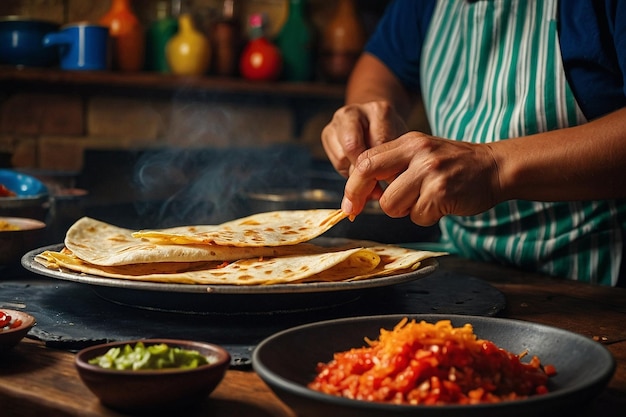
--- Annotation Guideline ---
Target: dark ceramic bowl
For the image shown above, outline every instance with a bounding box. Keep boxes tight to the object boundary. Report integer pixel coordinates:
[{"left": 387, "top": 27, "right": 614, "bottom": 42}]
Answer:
[
  {"left": 253, "top": 314, "right": 615, "bottom": 417},
  {"left": 0, "top": 217, "right": 46, "bottom": 266},
  {"left": 0, "top": 309, "right": 36, "bottom": 351},
  {"left": 0, "top": 16, "right": 59, "bottom": 67},
  {"left": 75, "top": 339, "right": 230, "bottom": 412}
]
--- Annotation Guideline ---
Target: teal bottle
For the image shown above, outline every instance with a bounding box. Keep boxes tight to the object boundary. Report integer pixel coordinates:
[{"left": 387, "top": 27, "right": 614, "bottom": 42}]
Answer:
[{"left": 275, "top": 0, "right": 313, "bottom": 82}]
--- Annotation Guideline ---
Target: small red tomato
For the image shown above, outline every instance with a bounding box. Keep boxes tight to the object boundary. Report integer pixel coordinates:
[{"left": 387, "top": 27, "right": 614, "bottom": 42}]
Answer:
[
  {"left": 239, "top": 37, "right": 282, "bottom": 81},
  {"left": 0, "top": 184, "right": 16, "bottom": 197}
]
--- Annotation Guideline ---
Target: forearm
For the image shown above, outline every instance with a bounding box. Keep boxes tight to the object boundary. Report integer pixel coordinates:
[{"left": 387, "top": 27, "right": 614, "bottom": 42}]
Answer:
[
  {"left": 491, "top": 107, "right": 626, "bottom": 202},
  {"left": 345, "top": 53, "right": 415, "bottom": 119}
]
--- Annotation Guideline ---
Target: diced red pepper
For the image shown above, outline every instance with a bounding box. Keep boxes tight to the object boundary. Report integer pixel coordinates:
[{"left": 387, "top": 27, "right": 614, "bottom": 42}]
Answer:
[
  {"left": 0, "top": 311, "right": 10, "bottom": 328},
  {"left": 543, "top": 364, "right": 557, "bottom": 376}
]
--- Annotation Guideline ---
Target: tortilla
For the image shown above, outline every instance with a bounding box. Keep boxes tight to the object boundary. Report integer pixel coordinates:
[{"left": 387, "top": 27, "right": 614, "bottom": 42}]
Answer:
[
  {"left": 65, "top": 217, "right": 333, "bottom": 266},
  {"left": 131, "top": 209, "right": 348, "bottom": 247},
  {"left": 35, "top": 246, "right": 383, "bottom": 285},
  {"left": 36, "top": 210, "right": 448, "bottom": 286}
]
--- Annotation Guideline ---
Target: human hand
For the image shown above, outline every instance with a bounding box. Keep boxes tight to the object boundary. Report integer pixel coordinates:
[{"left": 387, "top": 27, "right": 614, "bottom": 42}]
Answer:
[
  {"left": 321, "top": 101, "right": 408, "bottom": 179},
  {"left": 341, "top": 132, "right": 502, "bottom": 226}
]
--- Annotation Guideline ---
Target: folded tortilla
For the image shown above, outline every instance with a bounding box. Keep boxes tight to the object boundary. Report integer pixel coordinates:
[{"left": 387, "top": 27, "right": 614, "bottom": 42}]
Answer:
[
  {"left": 65, "top": 217, "right": 334, "bottom": 266},
  {"left": 131, "top": 209, "right": 348, "bottom": 247},
  {"left": 37, "top": 210, "right": 447, "bottom": 286}
]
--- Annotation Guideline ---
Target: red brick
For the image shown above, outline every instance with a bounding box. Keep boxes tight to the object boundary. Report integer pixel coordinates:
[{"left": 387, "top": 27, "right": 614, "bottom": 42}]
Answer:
[
  {"left": 38, "top": 136, "right": 84, "bottom": 172},
  {"left": 10, "top": 138, "right": 38, "bottom": 169},
  {"left": 0, "top": 93, "right": 84, "bottom": 136},
  {"left": 87, "top": 97, "right": 167, "bottom": 141}
]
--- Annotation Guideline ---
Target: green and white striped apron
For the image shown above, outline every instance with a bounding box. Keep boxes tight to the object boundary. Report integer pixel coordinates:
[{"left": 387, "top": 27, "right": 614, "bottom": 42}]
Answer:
[{"left": 420, "top": 0, "right": 625, "bottom": 285}]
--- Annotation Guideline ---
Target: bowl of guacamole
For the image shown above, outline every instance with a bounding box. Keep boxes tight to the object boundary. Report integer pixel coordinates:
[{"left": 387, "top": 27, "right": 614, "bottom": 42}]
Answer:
[{"left": 75, "top": 339, "right": 230, "bottom": 412}]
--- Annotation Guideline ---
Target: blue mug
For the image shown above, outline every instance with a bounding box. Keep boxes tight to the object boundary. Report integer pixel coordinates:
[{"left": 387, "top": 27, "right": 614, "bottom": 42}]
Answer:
[{"left": 43, "top": 23, "right": 109, "bottom": 70}]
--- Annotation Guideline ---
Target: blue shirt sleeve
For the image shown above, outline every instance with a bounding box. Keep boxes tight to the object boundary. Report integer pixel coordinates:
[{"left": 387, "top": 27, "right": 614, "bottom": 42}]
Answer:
[
  {"left": 559, "top": 0, "right": 626, "bottom": 120},
  {"left": 364, "top": 0, "right": 625, "bottom": 121},
  {"left": 364, "top": 0, "right": 436, "bottom": 93}
]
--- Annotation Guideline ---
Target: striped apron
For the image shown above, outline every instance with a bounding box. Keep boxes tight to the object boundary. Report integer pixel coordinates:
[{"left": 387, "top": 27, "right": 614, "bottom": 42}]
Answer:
[{"left": 420, "top": 0, "right": 625, "bottom": 285}]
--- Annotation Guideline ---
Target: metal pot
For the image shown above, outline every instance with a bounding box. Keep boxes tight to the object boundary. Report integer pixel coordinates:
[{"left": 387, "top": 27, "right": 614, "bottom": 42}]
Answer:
[
  {"left": 0, "top": 16, "right": 59, "bottom": 67},
  {"left": 242, "top": 188, "right": 440, "bottom": 244}
]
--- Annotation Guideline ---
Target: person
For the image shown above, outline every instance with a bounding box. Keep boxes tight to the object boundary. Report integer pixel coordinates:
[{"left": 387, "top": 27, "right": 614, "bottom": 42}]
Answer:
[{"left": 321, "top": 0, "right": 626, "bottom": 286}]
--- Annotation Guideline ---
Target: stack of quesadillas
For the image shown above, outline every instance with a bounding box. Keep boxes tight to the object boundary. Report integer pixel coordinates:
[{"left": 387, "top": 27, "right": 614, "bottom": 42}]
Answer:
[{"left": 35, "top": 209, "right": 446, "bottom": 285}]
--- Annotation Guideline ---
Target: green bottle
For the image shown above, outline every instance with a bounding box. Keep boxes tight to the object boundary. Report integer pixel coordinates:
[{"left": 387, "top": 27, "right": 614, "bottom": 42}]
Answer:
[
  {"left": 145, "top": 0, "right": 178, "bottom": 72},
  {"left": 275, "top": 0, "right": 313, "bottom": 82}
]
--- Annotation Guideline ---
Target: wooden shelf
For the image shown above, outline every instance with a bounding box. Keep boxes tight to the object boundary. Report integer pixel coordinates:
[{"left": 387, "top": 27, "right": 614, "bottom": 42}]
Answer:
[{"left": 0, "top": 66, "right": 346, "bottom": 100}]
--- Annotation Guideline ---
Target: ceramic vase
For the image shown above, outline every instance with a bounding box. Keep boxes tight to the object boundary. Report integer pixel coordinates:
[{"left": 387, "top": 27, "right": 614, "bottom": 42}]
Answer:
[{"left": 166, "top": 14, "right": 211, "bottom": 76}]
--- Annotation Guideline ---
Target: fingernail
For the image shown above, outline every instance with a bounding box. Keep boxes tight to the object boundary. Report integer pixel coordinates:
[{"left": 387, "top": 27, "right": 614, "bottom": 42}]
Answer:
[{"left": 341, "top": 196, "right": 354, "bottom": 214}]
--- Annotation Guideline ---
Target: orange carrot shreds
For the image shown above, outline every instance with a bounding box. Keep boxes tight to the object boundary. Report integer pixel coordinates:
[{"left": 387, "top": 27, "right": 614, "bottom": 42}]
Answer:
[{"left": 308, "top": 318, "right": 556, "bottom": 405}]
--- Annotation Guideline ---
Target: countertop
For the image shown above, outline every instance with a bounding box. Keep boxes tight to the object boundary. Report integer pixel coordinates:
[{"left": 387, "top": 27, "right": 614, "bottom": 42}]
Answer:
[{"left": 1, "top": 254, "right": 626, "bottom": 417}]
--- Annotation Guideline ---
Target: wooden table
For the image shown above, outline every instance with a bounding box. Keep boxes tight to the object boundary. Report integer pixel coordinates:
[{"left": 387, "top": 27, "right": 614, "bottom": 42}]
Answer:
[{"left": 2, "top": 255, "right": 626, "bottom": 417}]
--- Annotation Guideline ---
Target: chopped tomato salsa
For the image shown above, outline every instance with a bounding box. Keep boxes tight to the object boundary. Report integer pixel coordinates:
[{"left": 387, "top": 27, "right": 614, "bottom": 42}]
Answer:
[
  {"left": 0, "top": 311, "right": 23, "bottom": 331},
  {"left": 0, "top": 184, "right": 16, "bottom": 197},
  {"left": 308, "top": 318, "right": 556, "bottom": 405}
]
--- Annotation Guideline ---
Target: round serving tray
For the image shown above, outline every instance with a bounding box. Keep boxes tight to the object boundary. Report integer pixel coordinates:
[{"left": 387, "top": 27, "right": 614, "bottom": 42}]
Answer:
[{"left": 22, "top": 243, "right": 439, "bottom": 295}]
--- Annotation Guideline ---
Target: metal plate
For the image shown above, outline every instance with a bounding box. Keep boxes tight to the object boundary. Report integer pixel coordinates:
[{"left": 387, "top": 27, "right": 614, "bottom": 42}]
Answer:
[{"left": 21, "top": 242, "right": 439, "bottom": 295}]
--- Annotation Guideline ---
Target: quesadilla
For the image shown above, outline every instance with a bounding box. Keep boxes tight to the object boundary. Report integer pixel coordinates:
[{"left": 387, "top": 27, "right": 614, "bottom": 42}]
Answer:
[
  {"left": 131, "top": 209, "right": 348, "bottom": 246},
  {"left": 65, "top": 217, "right": 333, "bottom": 266},
  {"left": 36, "top": 246, "right": 383, "bottom": 285},
  {"left": 35, "top": 209, "right": 447, "bottom": 286}
]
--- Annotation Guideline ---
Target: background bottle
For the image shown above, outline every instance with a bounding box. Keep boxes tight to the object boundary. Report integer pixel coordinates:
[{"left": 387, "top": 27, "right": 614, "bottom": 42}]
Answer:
[
  {"left": 166, "top": 13, "right": 211, "bottom": 76},
  {"left": 145, "top": 0, "right": 178, "bottom": 72},
  {"left": 275, "top": 0, "right": 313, "bottom": 82},
  {"left": 239, "top": 13, "right": 282, "bottom": 81},
  {"left": 320, "top": 0, "right": 366, "bottom": 82},
  {"left": 99, "top": 0, "right": 145, "bottom": 72},
  {"left": 211, "top": 0, "right": 241, "bottom": 76}
]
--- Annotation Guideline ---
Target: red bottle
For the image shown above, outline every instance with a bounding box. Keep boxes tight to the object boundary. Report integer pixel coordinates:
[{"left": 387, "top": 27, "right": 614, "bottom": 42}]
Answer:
[{"left": 239, "top": 13, "right": 282, "bottom": 81}]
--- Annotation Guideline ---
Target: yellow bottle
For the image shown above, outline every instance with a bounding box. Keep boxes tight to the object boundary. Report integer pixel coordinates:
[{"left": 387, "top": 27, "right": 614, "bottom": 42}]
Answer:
[{"left": 166, "top": 14, "right": 211, "bottom": 75}]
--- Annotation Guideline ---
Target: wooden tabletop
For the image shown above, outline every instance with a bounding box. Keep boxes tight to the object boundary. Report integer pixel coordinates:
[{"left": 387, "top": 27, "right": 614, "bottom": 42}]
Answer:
[{"left": 2, "top": 255, "right": 626, "bottom": 417}]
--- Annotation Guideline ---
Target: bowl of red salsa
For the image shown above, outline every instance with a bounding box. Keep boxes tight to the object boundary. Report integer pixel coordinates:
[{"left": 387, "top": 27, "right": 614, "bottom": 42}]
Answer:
[
  {"left": 253, "top": 314, "right": 615, "bottom": 417},
  {"left": 0, "top": 309, "right": 36, "bottom": 351}
]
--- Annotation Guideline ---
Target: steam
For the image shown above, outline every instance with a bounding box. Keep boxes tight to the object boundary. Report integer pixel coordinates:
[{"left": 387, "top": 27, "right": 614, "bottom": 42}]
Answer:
[{"left": 132, "top": 144, "right": 312, "bottom": 227}]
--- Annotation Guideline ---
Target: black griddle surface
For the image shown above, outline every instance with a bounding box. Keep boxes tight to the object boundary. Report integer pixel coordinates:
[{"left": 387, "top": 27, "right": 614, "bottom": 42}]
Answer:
[{"left": 0, "top": 269, "right": 506, "bottom": 368}]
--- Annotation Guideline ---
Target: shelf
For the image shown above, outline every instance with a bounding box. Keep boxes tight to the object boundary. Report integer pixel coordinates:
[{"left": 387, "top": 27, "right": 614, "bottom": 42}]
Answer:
[{"left": 0, "top": 66, "right": 346, "bottom": 101}]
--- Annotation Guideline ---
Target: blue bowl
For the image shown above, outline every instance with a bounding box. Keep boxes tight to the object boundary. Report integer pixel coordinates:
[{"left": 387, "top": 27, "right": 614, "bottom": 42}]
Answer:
[
  {"left": 0, "top": 169, "right": 49, "bottom": 220},
  {"left": 0, "top": 169, "right": 48, "bottom": 197},
  {"left": 0, "top": 16, "right": 60, "bottom": 67}
]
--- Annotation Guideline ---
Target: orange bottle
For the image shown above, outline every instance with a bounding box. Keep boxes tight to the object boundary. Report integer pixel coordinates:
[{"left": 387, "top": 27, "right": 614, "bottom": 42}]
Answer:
[{"left": 100, "top": 0, "right": 145, "bottom": 71}]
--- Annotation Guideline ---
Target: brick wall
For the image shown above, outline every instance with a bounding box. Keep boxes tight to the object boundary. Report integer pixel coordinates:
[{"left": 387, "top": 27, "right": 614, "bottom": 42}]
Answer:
[
  {"left": 0, "top": 90, "right": 302, "bottom": 172},
  {"left": 0, "top": 0, "right": 388, "bottom": 172},
  {"left": 0, "top": 1, "right": 420, "bottom": 174}
]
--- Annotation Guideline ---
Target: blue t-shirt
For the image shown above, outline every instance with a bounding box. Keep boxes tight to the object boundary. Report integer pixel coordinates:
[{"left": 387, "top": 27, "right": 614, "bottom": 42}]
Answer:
[{"left": 366, "top": 0, "right": 626, "bottom": 121}]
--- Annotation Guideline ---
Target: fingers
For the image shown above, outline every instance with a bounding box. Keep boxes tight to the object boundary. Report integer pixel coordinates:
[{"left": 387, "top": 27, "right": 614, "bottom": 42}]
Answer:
[
  {"left": 321, "top": 102, "right": 408, "bottom": 179},
  {"left": 342, "top": 141, "right": 411, "bottom": 216},
  {"left": 321, "top": 107, "right": 368, "bottom": 178}
]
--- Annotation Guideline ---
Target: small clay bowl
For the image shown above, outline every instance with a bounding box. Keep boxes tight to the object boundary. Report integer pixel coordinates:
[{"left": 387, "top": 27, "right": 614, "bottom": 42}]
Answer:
[
  {"left": 0, "top": 217, "right": 47, "bottom": 266},
  {"left": 75, "top": 339, "right": 230, "bottom": 413},
  {"left": 0, "top": 309, "right": 36, "bottom": 351}
]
